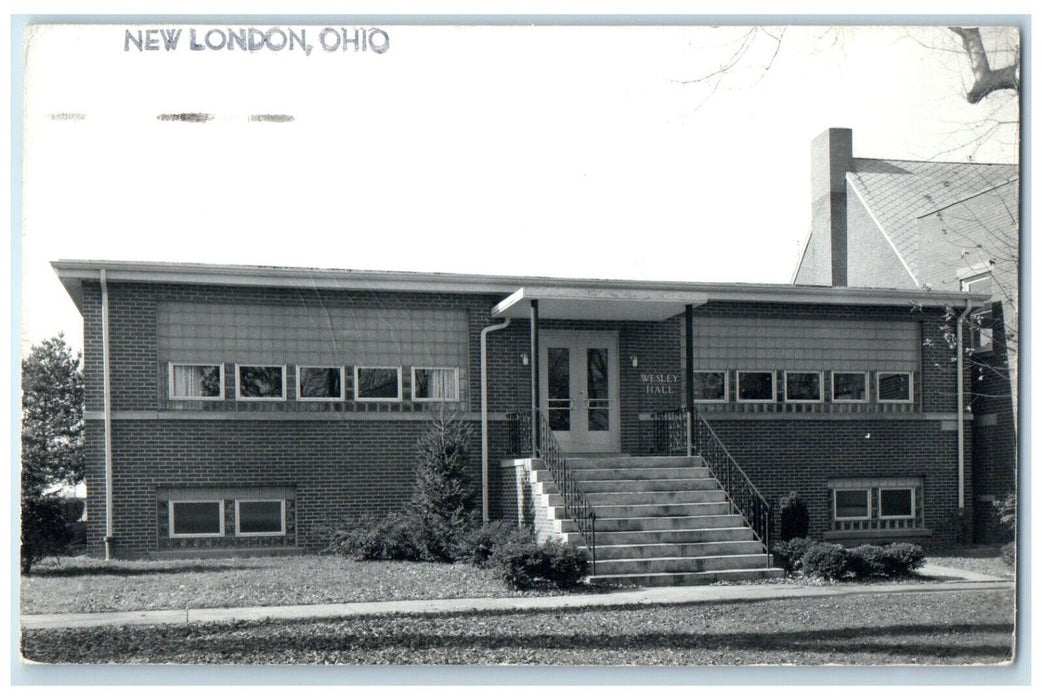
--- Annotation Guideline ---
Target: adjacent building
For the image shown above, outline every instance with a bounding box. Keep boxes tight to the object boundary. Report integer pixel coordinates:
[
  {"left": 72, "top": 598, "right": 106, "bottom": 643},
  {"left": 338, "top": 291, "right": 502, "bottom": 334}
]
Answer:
[{"left": 793, "top": 127, "right": 1019, "bottom": 541}]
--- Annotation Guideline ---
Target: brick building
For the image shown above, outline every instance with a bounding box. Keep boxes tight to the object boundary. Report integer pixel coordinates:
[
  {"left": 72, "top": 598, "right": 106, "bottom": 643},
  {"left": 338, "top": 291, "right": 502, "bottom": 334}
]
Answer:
[
  {"left": 794, "top": 127, "right": 1019, "bottom": 542},
  {"left": 54, "top": 259, "right": 988, "bottom": 582}
]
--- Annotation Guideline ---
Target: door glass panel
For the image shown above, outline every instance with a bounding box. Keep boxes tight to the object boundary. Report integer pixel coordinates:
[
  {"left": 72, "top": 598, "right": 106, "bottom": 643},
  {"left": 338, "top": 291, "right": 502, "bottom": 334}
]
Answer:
[
  {"left": 547, "top": 347, "right": 570, "bottom": 431},
  {"left": 587, "top": 348, "right": 609, "bottom": 432}
]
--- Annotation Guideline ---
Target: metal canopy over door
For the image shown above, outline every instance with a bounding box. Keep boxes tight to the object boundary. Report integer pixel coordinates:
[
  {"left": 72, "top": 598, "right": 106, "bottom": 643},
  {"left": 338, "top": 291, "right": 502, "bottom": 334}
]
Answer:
[{"left": 540, "top": 330, "right": 621, "bottom": 453}]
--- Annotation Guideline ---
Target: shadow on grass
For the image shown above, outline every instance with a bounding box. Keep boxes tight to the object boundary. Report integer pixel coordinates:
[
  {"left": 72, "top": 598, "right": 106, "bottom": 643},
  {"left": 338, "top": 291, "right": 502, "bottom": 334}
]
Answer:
[
  {"left": 22, "top": 620, "right": 1015, "bottom": 664},
  {"left": 27, "top": 562, "right": 252, "bottom": 578}
]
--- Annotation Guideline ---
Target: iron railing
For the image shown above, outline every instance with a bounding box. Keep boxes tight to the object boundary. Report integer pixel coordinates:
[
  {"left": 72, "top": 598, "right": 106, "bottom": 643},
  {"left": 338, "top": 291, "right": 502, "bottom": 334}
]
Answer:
[
  {"left": 506, "top": 410, "right": 597, "bottom": 574},
  {"left": 653, "top": 407, "right": 688, "bottom": 454},
  {"left": 507, "top": 410, "right": 533, "bottom": 456},
  {"left": 653, "top": 407, "right": 772, "bottom": 550}
]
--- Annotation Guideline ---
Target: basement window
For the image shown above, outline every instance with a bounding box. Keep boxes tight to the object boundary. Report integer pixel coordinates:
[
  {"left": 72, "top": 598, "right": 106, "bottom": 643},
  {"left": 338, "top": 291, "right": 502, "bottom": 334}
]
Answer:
[
  {"left": 832, "top": 371, "right": 868, "bottom": 402},
  {"left": 692, "top": 371, "right": 728, "bottom": 402},
  {"left": 877, "top": 372, "right": 913, "bottom": 403},
  {"left": 834, "top": 489, "right": 871, "bottom": 521},
  {"left": 412, "top": 367, "right": 460, "bottom": 402},
  {"left": 235, "top": 500, "right": 286, "bottom": 536},
  {"left": 169, "top": 500, "right": 224, "bottom": 538},
  {"left": 355, "top": 366, "right": 402, "bottom": 401},
  {"left": 297, "top": 366, "right": 344, "bottom": 401},
  {"left": 736, "top": 371, "right": 775, "bottom": 402},
  {"left": 784, "top": 371, "right": 823, "bottom": 402},
  {"left": 169, "top": 363, "right": 224, "bottom": 400},
  {"left": 236, "top": 365, "right": 287, "bottom": 400},
  {"left": 879, "top": 488, "right": 916, "bottom": 520}
]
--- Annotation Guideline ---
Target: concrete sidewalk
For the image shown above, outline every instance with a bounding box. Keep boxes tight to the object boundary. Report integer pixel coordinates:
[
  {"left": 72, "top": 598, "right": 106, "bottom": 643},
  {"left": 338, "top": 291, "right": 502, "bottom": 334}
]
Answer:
[{"left": 20, "top": 564, "right": 1013, "bottom": 631}]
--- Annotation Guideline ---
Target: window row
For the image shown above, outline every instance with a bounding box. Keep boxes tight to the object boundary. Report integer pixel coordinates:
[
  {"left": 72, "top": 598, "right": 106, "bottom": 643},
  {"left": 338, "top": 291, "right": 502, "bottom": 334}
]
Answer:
[
  {"left": 169, "top": 499, "right": 286, "bottom": 538},
  {"left": 691, "top": 370, "right": 914, "bottom": 404},
  {"left": 834, "top": 486, "right": 916, "bottom": 521},
  {"left": 168, "top": 363, "right": 460, "bottom": 402}
]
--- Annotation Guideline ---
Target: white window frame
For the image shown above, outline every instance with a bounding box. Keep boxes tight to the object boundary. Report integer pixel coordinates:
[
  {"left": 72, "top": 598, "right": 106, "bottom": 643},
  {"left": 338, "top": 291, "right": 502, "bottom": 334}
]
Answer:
[
  {"left": 169, "top": 499, "right": 225, "bottom": 538},
  {"left": 296, "top": 365, "right": 345, "bottom": 402},
  {"left": 234, "top": 499, "right": 287, "bottom": 537},
  {"left": 235, "top": 364, "right": 288, "bottom": 401},
  {"left": 354, "top": 365, "right": 403, "bottom": 402},
  {"left": 411, "top": 367, "right": 460, "bottom": 402},
  {"left": 168, "top": 362, "right": 225, "bottom": 401},
  {"left": 833, "top": 488, "right": 872, "bottom": 521},
  {"left": 692, "top": 370, "right": 729, "bottom": 403},
  {"left": 736, "top": 370, "right": 776, "bottom": 403},
  {"left": 783, "top": 371, "right": 824, "bottom": 403},
  {"left": 878, "top": 487, "right": 916, "bottom": 520},
  {"left": 831, "top": 371, "right": 869, "bottom": 403},
  {"left": 876, "top": 371, "right": 914, "bottom": 403},
  {"left": 960, "top": 271, "right": 994, "bottom": 296}
]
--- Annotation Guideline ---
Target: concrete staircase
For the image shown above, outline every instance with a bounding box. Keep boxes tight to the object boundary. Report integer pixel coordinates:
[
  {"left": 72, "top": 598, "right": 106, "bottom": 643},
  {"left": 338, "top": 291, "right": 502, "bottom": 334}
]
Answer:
[{"left": 533, "top": 455, "right": 783, "bottom": 587}]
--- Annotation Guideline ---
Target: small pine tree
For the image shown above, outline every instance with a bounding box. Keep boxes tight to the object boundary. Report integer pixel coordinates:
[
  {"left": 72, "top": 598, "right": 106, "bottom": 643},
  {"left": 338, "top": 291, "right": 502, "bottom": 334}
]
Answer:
[{"left": 409, "top": 416, "right": 476, "bottom": 562}]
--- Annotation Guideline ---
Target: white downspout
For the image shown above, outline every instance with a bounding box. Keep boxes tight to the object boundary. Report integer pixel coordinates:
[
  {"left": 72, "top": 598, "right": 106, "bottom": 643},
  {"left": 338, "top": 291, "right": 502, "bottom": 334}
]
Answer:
[
  {"left": 100, "top": 270, "right": 115, "bottom": 560},
  {"left": 956, "top": 299, "right": 973, "bottom": 515},
  {"left": 480, "top": 317, "right": 511, "bottom": 523}
]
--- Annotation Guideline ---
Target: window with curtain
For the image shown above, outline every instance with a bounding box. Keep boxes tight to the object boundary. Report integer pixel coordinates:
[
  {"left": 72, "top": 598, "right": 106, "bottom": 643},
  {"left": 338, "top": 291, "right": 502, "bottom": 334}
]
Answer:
[
  {"left": 170, "top": 363, "right": 223, "bottom": 399},
  {"left": 412, "top": 367, "right": 459, "bottom": 401}
]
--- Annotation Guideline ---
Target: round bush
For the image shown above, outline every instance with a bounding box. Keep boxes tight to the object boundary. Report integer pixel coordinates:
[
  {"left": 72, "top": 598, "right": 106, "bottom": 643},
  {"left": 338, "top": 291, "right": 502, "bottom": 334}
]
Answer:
[
  {"left": 880, "top": 542, "right": 925, "bottom": 577},
  {"left": 771, "top": 537, "right": 814, "bottom": 574},
  {"left": 459, "top": 521, "right": 535, "bottom": 568},
  {"left": 846, "top": 544, "right": 887, "bottom": 578},
  {"left": 801, "top": 542, "right": 850, "bottom": 580}
]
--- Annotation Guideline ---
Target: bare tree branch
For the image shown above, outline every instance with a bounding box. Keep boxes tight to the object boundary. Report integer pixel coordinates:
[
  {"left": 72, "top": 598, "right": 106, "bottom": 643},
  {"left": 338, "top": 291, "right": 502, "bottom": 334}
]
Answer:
[{"left": 949, "top": 27, "right": 1020, "bottom": 103}]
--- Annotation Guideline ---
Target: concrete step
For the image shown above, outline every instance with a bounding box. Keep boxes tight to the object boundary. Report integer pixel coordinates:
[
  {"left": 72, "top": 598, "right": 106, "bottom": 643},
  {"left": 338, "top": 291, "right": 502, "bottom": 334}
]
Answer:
[
  {"left": 577, "top": 478, "right": 723, "bottom": 493},
  {"left": 571, "top": 513, "right": 748, "bottom": 533},
  {"left": 565, "top": 526, "right": 760, "bottom": 547},
  {"left": 593, "top": 553, "right": 773, "bottom": 576},
  {"left": 568, "top": 456, "right": 704, "bottom": 469},
  {"left": 588, "top": 567, "right": 785, "bottom": 587},
  {"left": 549, "top": 489, "right": 728, "bottom": 507},
  {"left": 548, "top": 500, "right": 731, "bottom": 523},
  {"left": 567, "top": 466, "right": 713, "bottom": 481},
  {"left": 584, "top": 501, "right": 732, "bottom": 519},
  {"left": 594, "top": 539, "right": 767, "bottom": 561}
]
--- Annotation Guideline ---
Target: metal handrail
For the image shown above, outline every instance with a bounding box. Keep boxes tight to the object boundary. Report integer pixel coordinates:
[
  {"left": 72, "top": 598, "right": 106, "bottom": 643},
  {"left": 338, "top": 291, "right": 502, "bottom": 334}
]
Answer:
[
  {"left": 506, "top": 410, "right": 597, "bottom": 574},
  {"left": 652, "top": 407, "right": 772, "bottom": 550}
]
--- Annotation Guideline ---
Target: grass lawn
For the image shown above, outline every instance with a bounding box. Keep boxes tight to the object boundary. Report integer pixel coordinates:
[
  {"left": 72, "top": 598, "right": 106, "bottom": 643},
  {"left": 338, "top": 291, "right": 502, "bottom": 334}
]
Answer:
[
  {"left": 21, "top": 588, "right": 1015, "bottom": 665},
  {"left": 20, "top": 555, "right": 571, "bottom": 614},
  {"left": 925, "top": 545, "right": 1014, "bottom": 579}
]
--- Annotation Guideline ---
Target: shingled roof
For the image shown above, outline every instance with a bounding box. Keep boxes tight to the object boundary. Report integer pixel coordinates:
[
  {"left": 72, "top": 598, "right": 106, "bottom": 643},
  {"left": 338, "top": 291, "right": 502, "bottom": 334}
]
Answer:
[{"left": 847, "top": 158, "right": 1018, "bottom": 279}]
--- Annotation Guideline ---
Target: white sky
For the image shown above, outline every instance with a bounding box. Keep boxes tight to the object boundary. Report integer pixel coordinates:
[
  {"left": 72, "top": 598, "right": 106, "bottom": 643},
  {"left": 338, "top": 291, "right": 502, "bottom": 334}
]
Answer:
[{"left": 18, "top": 23, "right": 1020, "bottom": 355}]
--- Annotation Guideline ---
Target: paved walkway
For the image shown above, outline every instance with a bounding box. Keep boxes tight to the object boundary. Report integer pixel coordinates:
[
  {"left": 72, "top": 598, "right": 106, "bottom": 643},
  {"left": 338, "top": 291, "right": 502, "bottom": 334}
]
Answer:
[{"left": 20, "top": 564, "right": 1012, "bottom": 631}]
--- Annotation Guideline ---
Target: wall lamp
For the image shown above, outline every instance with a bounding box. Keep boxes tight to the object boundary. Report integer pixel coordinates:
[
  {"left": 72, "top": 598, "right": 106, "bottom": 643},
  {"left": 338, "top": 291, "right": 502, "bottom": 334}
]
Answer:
[
  {"left": 631, "top": 355, "right": 639, "bottom": 368},
  {"left": 520, "top": 352, "right": 529, "bottom": 366}
]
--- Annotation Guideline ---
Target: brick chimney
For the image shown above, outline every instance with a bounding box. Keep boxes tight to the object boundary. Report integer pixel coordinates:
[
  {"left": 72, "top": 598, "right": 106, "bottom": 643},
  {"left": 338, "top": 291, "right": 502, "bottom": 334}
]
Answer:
[{"left": 810, "top": 128, "right": 852, "bottom": 286}]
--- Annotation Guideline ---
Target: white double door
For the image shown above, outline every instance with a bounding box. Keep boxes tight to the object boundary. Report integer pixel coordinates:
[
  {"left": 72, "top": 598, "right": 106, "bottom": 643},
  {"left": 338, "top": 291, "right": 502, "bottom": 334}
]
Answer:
[{"left": 539, "top": 330, "right": 620, "bottom": 453}]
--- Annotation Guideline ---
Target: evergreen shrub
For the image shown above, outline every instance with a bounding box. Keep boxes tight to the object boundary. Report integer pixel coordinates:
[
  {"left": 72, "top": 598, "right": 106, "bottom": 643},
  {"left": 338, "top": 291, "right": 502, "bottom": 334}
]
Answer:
[
  {"left": 779, "top": 491, "right": 810, "bottom": 540},
  {"left": 879, "top": 542, "right": 925, "bottom": 577},
  {"left": 801, "top": 542, "right": 850, "bottom": 580},
  {"left": 771, "top": 536, "right": 814, "bottom": 574}
]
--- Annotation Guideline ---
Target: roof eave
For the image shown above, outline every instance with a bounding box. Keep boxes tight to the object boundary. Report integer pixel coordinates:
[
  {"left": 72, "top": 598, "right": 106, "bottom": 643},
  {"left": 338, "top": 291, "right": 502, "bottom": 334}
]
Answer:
[{"left": 50, "top": 259, "right": 991, "bottom": 313}]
